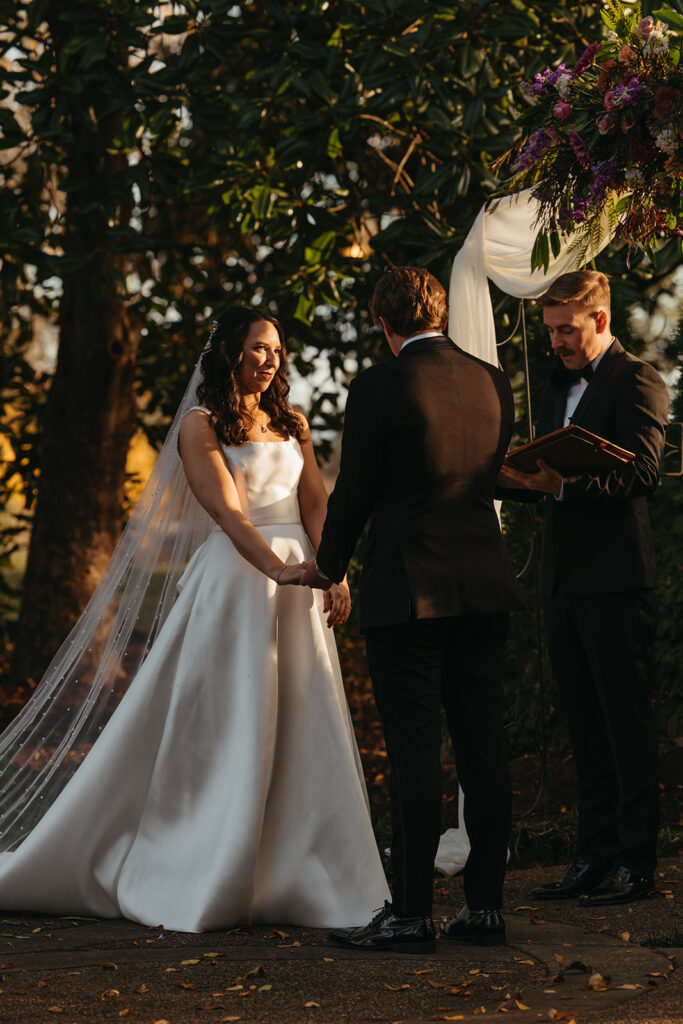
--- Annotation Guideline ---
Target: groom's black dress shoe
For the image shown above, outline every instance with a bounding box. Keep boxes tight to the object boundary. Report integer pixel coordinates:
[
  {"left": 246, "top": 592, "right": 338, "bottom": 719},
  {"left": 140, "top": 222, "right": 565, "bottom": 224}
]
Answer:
[
  {"left": 328, "top": 901, "right": 436, "bottom": 954},
  {"left": 531, "top": 860, "right": 608, "bottom": 900},
  {"left": 577, "top": 866, "right": 654, "bottom": 906},
  {"left": 441, "top": 905, "right": 506, "bottom": 946}
]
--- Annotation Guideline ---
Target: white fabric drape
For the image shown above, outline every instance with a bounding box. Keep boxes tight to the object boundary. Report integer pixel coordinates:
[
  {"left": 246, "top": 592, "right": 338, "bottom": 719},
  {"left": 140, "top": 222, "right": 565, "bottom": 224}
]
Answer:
[
  {"left": 448, "top": 189, "right": 615, "bottom": 366},
  {"left": 439, "top": 189, "right": 617, "bottom": 878}
]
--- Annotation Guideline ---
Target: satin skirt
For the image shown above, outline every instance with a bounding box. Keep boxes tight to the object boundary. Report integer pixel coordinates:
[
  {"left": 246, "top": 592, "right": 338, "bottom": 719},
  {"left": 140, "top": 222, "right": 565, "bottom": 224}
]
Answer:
[{"left": 0, "top": 526, "right": 389, "bottom": 932}]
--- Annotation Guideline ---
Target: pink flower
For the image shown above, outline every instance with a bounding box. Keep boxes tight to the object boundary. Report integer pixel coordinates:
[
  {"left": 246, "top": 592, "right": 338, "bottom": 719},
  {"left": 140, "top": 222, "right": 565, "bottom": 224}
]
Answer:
[
  {"left": 598, "top": 59, "right": 618, "bottom": 95},
  {"left": 655, "top": 86, "right": 682, "bottom": 117},
  {"left": 603, "top": 91, "right": 617, "bottom": 111},
  {"left": 597, "top": 112, "right": 616, "bottom": 135},
  {"left": 569, "top": 131, "right": 590, "bottom": 166},
  {"left": 553, "top": 100, "right": 571, "bottom": 122},
  {"left": 636, "top": 16, "right": 655, "bottom": 39},
  {"left": 618, "top": 45, "right": 638, "bottom": 65}
]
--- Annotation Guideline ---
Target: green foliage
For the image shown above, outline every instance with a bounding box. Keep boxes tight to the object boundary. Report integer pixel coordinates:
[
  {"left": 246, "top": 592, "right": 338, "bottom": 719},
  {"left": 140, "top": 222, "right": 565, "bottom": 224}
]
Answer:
[{"left": 0, "top": 0, "right": 681, "bottom": 741}]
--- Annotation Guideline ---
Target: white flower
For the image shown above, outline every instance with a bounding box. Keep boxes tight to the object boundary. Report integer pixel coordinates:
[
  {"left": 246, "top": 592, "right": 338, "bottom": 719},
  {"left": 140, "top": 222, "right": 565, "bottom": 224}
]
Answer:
[
  {"left": 655, "top": 127, "right": 677, "bottom": 155},
  {"left": 624, "top": 167, "right": 645, "bottom": 186},
  {"left": 555, "top": 73, "right": 573, "bottom": 99},
  {"left": 643, "top": 30, "right": 670, "bottom": 57}
]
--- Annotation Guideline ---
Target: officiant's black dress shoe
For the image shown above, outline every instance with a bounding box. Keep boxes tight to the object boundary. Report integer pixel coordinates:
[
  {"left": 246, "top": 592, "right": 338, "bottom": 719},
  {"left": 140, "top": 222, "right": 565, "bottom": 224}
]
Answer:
[
  {"left": 328, "top": 901, "right": 435, "bottom": 954},
  {"left": 440, "top": 905, "right": 505, "bottom": 946},
  {"left": 531, "top": 860, "right": 608, "bottom": 900},
  {"left": 577, "top": 866, "right": 654, "bottom": 906}
]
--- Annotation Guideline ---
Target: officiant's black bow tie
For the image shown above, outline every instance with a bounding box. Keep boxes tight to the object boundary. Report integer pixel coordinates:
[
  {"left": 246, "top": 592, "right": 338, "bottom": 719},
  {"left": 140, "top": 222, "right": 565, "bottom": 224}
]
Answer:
[{"left": 551, "top": 363, "right": 594, "bottom": 386}]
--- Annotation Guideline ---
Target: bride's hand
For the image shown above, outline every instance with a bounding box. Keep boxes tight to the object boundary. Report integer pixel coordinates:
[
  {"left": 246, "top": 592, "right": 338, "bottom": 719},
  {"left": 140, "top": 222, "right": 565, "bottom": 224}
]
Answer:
[
  {"left": 276, "top": 563, "right": 304, "bottom": 586},
  {"left": 323, "top": 579, "right": 351, "bottom": 628}
]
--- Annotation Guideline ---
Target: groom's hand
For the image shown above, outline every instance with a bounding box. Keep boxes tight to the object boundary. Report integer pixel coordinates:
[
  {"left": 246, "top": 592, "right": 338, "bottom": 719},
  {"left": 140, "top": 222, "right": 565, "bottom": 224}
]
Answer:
[{"left": 300, "top": 559, "right": 333, "bottom": 590}]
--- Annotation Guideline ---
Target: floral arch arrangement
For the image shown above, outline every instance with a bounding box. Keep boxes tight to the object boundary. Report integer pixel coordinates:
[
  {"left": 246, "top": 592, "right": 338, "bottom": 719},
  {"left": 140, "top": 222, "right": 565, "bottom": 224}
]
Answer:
[{"left": 496, "top": 1, "right": 683, "bottom": 270}]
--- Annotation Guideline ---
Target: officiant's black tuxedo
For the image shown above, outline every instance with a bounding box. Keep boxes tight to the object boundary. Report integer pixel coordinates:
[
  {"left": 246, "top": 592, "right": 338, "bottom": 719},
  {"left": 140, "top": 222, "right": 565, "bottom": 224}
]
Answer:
[
  {"left": 510, "top": 338, "right": 669, "bottom": 878},
  {"left": 317, "top": 335, "right": 523, "bottom": 916}
]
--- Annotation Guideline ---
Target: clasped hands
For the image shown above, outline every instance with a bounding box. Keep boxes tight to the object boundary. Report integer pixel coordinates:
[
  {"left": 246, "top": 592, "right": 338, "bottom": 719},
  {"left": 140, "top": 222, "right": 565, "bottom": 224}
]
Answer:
[{"left": 276, "top": 560, "right": 350, "bottom": 628}]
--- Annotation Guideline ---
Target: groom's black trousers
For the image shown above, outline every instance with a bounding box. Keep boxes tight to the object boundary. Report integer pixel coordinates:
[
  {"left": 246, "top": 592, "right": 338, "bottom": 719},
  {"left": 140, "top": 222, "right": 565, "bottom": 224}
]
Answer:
[{"left": 364, "top": 612, "right": 511, "bottom": 917}]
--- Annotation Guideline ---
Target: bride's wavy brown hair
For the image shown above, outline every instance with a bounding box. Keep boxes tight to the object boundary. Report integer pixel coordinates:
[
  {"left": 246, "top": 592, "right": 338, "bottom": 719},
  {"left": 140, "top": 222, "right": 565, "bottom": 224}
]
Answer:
[{"left": 196, "top": 307, "right": 306, "bottom": 447}]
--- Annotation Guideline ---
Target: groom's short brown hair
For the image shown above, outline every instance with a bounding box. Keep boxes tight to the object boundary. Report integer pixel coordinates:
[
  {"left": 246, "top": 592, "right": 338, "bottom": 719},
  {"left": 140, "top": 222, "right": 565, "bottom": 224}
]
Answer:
[{"left": 370, "top": 267, "right": 448, "bottom": 337}]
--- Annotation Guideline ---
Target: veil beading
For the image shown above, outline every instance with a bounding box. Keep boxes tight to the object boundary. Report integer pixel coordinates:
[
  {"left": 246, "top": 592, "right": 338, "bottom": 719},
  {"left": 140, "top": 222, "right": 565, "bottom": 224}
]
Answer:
[{"left": 0, "top": 351, "right": 214, "bottom": 850}]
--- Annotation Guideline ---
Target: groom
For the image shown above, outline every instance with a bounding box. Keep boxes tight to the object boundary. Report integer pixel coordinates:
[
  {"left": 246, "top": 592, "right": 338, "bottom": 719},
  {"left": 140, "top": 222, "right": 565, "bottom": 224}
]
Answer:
[{"left": 301, "top": 267, "right": 523, "bottom": 951}]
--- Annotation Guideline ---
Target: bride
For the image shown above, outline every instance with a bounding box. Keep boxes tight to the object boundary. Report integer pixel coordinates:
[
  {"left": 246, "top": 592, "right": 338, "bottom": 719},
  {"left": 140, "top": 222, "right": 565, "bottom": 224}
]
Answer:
[{"left": 0, "top": 306, "right": 390, "bottom": 933}]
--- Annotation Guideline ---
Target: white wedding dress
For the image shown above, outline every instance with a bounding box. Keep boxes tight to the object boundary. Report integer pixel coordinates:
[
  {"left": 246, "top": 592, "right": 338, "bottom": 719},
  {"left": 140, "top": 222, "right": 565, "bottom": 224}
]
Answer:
[{"left": 0, "top": 422, "right": 390, "bottom": 932}]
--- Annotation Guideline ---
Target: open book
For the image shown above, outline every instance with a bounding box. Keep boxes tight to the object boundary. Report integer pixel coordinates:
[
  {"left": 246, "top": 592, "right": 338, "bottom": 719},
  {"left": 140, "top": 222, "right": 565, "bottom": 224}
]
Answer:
[{"left": 505, "top": 425, "right": 635, "bottom": 475}]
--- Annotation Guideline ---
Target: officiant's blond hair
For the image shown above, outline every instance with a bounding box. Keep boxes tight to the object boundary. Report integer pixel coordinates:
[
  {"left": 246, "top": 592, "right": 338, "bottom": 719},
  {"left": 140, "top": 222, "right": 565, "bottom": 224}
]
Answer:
[{"left": 537, "top": 270, "right": 611, "bottom": 313}]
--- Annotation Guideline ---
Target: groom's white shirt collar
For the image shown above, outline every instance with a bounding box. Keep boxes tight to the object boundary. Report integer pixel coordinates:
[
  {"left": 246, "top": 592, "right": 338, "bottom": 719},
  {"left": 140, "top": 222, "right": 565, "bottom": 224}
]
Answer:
[{"left": 400, "top": 330, "right": 443, "bottom": 352}]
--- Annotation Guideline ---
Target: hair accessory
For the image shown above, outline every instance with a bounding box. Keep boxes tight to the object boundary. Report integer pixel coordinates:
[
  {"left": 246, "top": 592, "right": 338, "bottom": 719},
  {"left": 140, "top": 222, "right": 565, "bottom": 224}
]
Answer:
[{"left": 207, "top": 320, "right": 219, "bottom": 345}]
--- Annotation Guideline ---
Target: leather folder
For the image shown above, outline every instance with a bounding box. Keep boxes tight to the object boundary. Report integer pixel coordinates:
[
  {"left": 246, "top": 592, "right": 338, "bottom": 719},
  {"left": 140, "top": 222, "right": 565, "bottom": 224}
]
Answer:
[{"left": 505, "top": 425, "right": 635, "bottom": 475}]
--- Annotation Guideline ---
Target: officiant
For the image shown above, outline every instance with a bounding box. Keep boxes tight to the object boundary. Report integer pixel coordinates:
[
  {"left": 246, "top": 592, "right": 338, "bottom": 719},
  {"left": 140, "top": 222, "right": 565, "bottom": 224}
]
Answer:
[{"left": 498, "top": 270, "right": 669, "bottom": 907}]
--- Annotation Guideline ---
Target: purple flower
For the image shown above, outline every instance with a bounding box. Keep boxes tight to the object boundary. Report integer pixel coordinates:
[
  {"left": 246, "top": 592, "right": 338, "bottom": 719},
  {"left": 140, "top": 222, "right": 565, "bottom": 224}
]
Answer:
[
  {"left": 569, "top": 131, "right": 590, "bottom": 167},
  {"left": 514, "top": 130, "right": 551, "bottom": 170},
  {"left": 523, "top": 63, "right": 571, "bottom": 96},
  {"left": 610, "top": 77, "right": 645, "bottom": 108},
  {"left": 587, "top": 159, "right": 618, "bottom": 203}
]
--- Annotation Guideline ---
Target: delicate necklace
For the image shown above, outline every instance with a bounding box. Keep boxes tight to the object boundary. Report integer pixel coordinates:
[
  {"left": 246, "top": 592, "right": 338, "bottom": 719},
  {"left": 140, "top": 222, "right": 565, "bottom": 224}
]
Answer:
[{"left": 260, "top": 408, "right": 267, "bottom": 434}]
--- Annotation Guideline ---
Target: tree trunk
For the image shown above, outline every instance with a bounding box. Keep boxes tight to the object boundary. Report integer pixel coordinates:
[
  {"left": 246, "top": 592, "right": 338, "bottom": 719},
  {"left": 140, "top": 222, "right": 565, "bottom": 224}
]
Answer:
[
  {"left": 10, "top": 262, "right": 139, "bottom": 684},
  {"left": 11, "top": 64, "right": 140, "bottom": 684}
]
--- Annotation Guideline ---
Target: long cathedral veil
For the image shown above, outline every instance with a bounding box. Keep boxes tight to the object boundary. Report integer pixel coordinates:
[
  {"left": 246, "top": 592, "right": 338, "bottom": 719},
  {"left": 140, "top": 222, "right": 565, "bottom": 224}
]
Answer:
[{"left": 0, "top": 346, "right": 215, "bottom": 851}]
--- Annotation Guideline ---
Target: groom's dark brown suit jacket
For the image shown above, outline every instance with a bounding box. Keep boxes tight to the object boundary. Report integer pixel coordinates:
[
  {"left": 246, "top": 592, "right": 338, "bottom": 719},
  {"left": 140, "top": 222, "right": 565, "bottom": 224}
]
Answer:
[{"left": 316, "top": 335, "right": 523, "bottom": 629}]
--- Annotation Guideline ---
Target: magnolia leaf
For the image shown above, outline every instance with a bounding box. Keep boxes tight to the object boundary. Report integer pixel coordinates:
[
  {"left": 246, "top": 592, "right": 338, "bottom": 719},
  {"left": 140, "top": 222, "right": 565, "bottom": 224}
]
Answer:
[{"left": 653, "top": 8, "right": 683, "bottom": 31}]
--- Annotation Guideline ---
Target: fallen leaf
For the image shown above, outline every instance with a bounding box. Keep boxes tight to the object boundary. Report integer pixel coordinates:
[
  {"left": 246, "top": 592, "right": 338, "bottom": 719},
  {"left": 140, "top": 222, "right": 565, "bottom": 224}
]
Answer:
[
  {"left": 38, "top": 981, "right": 47, "bottom": 987},
  {"left": 512, "top": 905, "right": 537, "bottom": 911},
  {"left": 47, "top": 1008, "right": 63, "bottom": 1015},
  {"left": 616, "top": 984, "right": 644, "bottom": 990},
  {"left": 385, "top": 983, "right": 410, "bottom": 990},
  {"left": 303, "top": 1001, "right": 320, "bottom": 1008},
  {"left": 221, "top": 1018, "right": 241, "bottom": 1022},
  {"left": 323, "top": 957, "right": 334, "bottom": 962},
  {"left": 258, "top": 984, "right": 272, "bottom": 992},
  {"left": 244, "top": 965, "right": 264, "bottom": 977},
  {"left": 136, "top": 983, "right": 148, "bottom": 994},
  {"left": 475, "top": 1008, "right": 487, "bottom": 1016},
  {"left": 273, "top": 929, "right": 288, "bottom": 939},
  {"left": 102, "top": 962, "right": 118, "bottom": 971},
  {"left": 32, "top": 927, "right": 42, "bottom": 933},
  {"left": 429, "top": 979, "right": 453, "bottom": 989},
  {"left": 152, "top": 1020, "right": 171, "bottom": 1024},
  {"left": 405, "top": 968, "right": 433, "bottom": 975},
  {"left": 515, "top": 1000, "right": 530, "bottom": 1010},
  {"left": 225, "top": 984, "right": 243, "bottom": 992},
  {"left": 119, "top": 1012, "right": 130, "bottom": 1019},
  {"left": 619, "top": 932, "right": 630, "bottom": 942},
  {"left": 179, "top": 982, "right": 198, "bottom": 990},
  {"left": 100, "top": 989, "right": 120, "bottom": 1000},
  {"left": 470, "top": 968, "right": 481, "bottom": 975},
  {"left": 548, "top": 1012, "right": 577, "bottom": 1021},
  {"left": 647, "top": 972, "right": 668, "bottom": 978},
  {"left": 437, "top": 1017, "right": 464, "bottom": 1022},
  {"left": 586, "top": 972, "right": 609, "bottom": 991},
  {"left": 204, "top": 952, "right": 220, "bottom": 958},
  {"left": 0, "top": 963, "right": 15, "bottom": 968},
  {"left": 543, "top": 989, "right": 556, "bottom": 994},
  {"left": 181, "top": 958, "right": 200, "bottom": 965},
  {"left": 164, "top": 968, "right": 176, "bottom": 973},
  {"left": 513, "top": 959, "right": 535, "bottom": 966}
]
